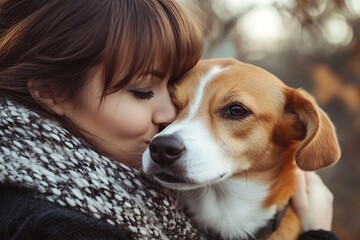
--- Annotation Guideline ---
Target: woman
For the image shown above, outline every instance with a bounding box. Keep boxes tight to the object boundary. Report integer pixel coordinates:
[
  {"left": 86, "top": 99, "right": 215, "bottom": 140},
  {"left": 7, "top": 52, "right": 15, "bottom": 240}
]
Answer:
[{"left": 0, "top": 0, "right": 204, "bottom": 239}]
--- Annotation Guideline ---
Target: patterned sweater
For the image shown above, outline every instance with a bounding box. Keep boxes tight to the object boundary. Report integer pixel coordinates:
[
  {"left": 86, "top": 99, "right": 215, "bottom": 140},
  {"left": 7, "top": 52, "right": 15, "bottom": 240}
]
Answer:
[{"left": 0, "top": 96, "right": 203, "bottom": 240}]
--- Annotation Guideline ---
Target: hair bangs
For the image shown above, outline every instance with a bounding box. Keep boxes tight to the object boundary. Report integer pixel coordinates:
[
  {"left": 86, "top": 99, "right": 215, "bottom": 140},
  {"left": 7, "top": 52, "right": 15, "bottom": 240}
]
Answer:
[
  {"left": 159, "top": 0, "right": 204, "bottom": 82},
  {"left": 101, "top": 0, "right": 204, "bottom": 97}
]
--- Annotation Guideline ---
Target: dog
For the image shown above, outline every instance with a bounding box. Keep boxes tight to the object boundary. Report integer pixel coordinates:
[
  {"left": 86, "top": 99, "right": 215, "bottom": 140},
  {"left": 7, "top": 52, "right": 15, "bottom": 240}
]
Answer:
[{"left": 142, "top": 58, "right": 341, "bottom": 240}]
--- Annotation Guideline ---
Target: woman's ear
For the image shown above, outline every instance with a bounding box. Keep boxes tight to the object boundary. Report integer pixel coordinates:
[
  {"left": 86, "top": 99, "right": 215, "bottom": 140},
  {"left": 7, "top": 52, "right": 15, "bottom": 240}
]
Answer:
[{"left": 27, "top": 80, "right": 65, "bottom": 116}]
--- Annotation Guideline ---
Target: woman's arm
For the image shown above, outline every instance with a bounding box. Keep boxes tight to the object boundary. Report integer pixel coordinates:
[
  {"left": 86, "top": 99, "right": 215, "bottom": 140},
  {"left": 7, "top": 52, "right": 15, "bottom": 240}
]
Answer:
[{"left": 0, "top": 185, "right": 129, "bottom": 240}]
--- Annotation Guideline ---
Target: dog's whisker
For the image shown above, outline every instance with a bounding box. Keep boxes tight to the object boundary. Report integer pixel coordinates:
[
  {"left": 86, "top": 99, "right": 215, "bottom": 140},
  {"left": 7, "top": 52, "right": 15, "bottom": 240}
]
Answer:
[
  {"left": 190, "top": 189, "right": 200, "bottom": 200},
  {"left": 133, "top": 160, "right": 142, "bottom": 169},
  {"left": 191, "top": 187, "right": 206, "bottom": 200},
  {"left": 245, "top": 170, "right": 249, "bottom": 190},
  {"left": 218, "top": 183, "right": 225, "bottom": 195},
  {"left": 174, "top": 191, "right": 181, "bottom": 205},
  {"left": 202, "top": 184, "right": 211, "bottom": 198}
]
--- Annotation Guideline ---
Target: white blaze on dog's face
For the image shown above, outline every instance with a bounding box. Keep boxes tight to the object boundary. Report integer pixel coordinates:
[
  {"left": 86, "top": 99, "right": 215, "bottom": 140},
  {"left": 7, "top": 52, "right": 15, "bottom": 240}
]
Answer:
[{"left": 142, "top": 58, "right": 340, "bottom": 190}]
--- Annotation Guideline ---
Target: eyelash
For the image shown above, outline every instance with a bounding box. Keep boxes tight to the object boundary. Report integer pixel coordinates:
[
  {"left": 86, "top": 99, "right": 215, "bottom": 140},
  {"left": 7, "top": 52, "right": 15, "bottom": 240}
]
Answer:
[{"left": 131, "top": 90, "right": 154, "bottom": 100}]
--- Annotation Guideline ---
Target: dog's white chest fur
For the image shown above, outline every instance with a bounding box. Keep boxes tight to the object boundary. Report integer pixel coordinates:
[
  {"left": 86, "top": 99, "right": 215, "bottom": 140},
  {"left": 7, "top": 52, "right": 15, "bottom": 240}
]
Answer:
[{"left": 182, "top": 179, "right": 276, "bottom": 239}]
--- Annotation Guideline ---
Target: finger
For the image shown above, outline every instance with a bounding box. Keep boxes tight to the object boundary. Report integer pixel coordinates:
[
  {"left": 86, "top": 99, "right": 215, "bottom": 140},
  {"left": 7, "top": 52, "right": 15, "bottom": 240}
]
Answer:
[
  {"left": 291, "top": 168, "right": 308, "bottom": 207},
  {"left": 305, "top": 171, "right": 324, "bottom": 185},
  {"left": 305, "top": 172, "right": 333, "bottom": 199},
  {"left": 305, "top": 172, "right": 326, "bottom": 194}
]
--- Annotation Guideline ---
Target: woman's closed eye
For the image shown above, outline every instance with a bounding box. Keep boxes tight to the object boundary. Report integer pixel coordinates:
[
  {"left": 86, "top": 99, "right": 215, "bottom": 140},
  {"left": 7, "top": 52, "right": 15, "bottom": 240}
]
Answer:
[{"left": 130, "top": 90, "right": 154, "bottom": 100}]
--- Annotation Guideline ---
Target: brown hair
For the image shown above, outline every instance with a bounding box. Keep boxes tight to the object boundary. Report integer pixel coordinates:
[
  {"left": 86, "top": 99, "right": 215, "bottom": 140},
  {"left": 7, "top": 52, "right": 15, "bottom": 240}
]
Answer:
[{"left": 0, "top": 0, "right": 203, "bottom": 117}]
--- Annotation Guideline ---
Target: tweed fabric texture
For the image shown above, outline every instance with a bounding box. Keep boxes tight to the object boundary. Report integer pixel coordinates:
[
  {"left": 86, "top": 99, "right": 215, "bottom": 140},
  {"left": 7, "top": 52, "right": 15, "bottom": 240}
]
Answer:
[{"left": 0, "top": 97, "right": 202, "bottom": 240}]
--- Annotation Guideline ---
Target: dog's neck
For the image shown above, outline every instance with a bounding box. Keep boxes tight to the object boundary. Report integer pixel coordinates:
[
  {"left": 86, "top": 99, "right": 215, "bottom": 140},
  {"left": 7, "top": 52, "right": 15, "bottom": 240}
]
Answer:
[{"left": 182, "top": 178, "right": 278, "bottom": 239}]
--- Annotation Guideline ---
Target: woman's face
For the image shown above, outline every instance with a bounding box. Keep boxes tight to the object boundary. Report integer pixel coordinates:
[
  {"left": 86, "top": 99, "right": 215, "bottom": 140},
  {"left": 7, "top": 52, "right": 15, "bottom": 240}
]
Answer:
[{"left": 58, "top": 66, "right": 177, "bottom": 168}]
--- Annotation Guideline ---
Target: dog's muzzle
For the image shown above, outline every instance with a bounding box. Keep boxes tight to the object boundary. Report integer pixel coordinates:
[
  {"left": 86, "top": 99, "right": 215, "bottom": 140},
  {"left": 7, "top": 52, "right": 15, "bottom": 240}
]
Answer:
[{"left": 149, "top": 134, "right": 185, "bottom": 167}]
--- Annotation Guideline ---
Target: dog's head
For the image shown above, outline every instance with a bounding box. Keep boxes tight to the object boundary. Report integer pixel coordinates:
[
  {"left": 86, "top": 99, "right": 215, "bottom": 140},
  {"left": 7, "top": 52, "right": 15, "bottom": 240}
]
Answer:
[{"left": 142, "top": 58, "right": 341, "bottom": 190}]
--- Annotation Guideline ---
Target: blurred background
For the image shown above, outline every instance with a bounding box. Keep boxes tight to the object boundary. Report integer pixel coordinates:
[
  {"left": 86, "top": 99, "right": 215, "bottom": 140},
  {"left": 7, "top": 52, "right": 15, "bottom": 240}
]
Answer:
[{"left": 187, "top": 0, "right": 360, "bottom": 239}]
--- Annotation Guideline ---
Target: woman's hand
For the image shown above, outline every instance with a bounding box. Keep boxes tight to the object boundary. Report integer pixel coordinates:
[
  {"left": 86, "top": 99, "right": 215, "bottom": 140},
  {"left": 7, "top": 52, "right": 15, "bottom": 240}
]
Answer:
[{"left": 291, "top": 168, "right": 334, "bottom": 232}]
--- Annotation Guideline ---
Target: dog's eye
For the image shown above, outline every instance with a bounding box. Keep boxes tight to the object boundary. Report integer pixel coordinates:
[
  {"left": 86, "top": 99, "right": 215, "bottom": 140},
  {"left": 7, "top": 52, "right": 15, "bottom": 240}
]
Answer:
[
  {"left": 229, "top": 104, "right": 248, "bottom": 117},
  {"left": 222, "top": 104, "right": 251, "bottom": 119}
]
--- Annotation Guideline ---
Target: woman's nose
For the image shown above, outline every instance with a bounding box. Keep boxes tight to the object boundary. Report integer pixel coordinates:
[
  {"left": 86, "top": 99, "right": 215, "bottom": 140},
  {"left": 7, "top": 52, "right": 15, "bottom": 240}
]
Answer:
[{"left": 153, "top": 91, "right": 177, "bottom": 125}]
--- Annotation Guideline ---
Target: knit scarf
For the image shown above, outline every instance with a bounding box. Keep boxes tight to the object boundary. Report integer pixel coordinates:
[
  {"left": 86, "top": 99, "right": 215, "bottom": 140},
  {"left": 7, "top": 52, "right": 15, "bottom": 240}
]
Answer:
[{"left": 0, "top": 96, "right": 203, "bottom": 240}]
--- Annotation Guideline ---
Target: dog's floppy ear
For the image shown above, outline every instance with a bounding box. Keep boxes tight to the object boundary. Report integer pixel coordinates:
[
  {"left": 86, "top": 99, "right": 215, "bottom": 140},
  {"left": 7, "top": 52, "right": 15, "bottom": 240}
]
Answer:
[{"left": 275, "top": 88, "right": 341, "bottom": 171}]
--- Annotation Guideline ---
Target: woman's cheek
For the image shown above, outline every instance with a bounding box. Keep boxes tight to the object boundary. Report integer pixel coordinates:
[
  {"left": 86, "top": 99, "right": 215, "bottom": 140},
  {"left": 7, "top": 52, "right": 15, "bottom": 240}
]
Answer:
[{"left": 108, "top": 104, "right": 150, "bottom": 138}]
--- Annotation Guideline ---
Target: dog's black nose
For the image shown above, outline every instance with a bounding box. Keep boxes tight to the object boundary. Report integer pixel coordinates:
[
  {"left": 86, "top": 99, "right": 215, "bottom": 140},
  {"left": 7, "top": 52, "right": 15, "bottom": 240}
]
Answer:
[{"left": 149, "top": 135, "right": 185, "bottom": 166}]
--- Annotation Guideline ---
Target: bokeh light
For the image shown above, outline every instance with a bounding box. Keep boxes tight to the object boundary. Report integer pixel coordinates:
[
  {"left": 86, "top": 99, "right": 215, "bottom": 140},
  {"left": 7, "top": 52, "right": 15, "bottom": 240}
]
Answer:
[
  {"left": 237, "top": 7, "right": 288, "bottom": 51},
  {"left": 322, "top": 13, "right": 353, "bottom": 47}
]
